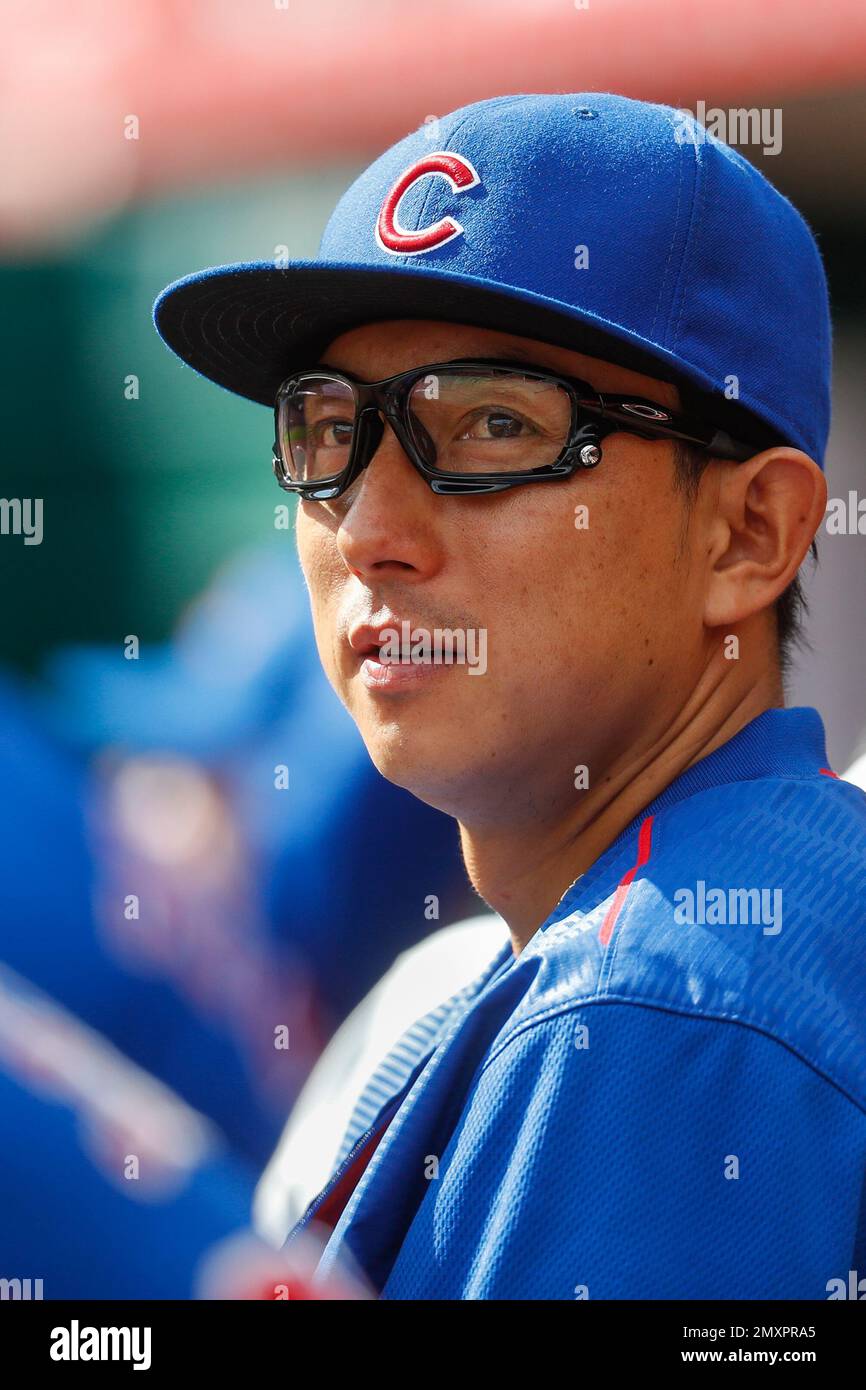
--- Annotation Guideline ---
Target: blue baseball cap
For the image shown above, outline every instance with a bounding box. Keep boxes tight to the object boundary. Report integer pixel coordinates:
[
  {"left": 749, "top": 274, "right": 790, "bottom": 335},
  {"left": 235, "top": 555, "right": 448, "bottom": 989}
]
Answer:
[{"left": 153, "top": 92, "right": 831, "bottom": 465}]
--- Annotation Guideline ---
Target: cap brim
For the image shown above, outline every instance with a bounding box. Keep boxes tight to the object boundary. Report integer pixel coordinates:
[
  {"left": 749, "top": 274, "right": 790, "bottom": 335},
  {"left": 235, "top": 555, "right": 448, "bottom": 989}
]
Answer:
[{"left": 152, "top": 260, "right": 781, "bottom": 451}]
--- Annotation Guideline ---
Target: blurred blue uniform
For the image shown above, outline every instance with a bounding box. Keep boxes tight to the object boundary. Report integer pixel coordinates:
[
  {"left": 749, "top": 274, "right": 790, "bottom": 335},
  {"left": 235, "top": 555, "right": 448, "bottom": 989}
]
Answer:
[
  {"left": 1, "top": 545, "right": 467, "bottom": 1165},
  {"left": 0, "top": 963, "right": 256, "bottom": 1299},
  {"left": 0, "top": 670, "right": 288, "bottom": 1164}
]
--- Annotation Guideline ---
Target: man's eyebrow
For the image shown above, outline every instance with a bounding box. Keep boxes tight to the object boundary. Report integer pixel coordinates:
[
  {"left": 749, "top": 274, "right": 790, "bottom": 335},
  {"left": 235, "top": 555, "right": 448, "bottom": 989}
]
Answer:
[
  {"left": 483, "top": 347, "right": 539, "bottom": 364},
  {"left": 483, "top": 346, "right": 600, "bottom": 386},
  {"left": 481, "top": 346, "right": 590, "bottom": 377},
  {"left": 486, "top": 348, "right": 677, "bottom": 403}
]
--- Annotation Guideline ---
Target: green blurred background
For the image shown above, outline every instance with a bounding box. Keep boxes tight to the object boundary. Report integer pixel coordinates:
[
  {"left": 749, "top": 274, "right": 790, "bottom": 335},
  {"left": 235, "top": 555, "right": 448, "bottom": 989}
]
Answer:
[{"left": 0, "top": 171, "right": 358, "bottom": 671}]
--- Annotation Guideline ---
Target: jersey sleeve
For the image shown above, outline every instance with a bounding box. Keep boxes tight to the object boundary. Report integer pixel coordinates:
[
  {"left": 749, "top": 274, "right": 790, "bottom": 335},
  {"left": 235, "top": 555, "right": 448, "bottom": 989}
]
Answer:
[{"left": 382, "top": 1001, "right": 866, "bottom": 1299}]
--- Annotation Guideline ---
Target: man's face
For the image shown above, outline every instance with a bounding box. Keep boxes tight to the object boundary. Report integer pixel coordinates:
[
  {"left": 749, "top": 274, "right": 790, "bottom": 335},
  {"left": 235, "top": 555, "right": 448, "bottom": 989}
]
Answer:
[{"left": 295, "top": 320, "right": 709, "bottom": 826}]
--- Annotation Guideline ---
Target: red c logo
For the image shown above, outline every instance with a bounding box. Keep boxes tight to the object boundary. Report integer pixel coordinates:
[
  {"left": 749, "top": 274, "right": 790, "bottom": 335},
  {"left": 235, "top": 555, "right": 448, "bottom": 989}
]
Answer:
[{"left": 375, "top": 152, "right": 480, "bottom": 256}]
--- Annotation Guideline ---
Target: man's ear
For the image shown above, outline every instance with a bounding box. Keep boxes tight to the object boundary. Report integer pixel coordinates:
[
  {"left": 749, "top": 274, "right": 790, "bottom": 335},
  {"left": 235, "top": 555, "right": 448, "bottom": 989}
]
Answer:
[{"left": 702, "top": 448, "right": 827, "bottom": 629}]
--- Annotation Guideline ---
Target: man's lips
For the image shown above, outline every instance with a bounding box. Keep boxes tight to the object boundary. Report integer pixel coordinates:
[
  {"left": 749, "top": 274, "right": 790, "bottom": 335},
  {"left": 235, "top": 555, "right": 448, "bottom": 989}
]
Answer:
[
  {"left": 348, "top": 620, "right": 428, "bottom": 662},
  {"left": 347, "top": 619, "right": 457, "bottom": 691},
  {"left": 347, "top": 623, "right": 394, "bottom": 660}
]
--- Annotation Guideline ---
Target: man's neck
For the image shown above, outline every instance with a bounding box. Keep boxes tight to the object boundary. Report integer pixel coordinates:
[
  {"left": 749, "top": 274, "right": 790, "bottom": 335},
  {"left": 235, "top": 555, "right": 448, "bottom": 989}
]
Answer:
[{"left": 459, "top": 669, "right": 784, "bottom": 955}]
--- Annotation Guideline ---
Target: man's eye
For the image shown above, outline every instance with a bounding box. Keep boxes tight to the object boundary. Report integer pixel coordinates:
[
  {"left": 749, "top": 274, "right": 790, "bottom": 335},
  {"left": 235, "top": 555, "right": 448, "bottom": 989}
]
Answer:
[
  {"left": 313, "top": 418, "right": 354, "bottom": 447},
  {"left": 460, "top": 411, "right": 531, "bottom": 441}
]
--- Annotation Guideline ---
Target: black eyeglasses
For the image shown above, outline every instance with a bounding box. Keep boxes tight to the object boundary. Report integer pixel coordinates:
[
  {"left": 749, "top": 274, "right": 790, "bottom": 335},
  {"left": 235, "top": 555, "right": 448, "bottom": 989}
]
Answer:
[{"left": 272, "top": 357, "right": 754, "bottom": 500}]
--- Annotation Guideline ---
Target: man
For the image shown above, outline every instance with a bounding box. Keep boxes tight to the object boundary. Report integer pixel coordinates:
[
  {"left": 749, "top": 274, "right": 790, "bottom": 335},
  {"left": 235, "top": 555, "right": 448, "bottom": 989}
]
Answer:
[{"left": 154, "top": 93, "right": 866, "bottom": 1299}]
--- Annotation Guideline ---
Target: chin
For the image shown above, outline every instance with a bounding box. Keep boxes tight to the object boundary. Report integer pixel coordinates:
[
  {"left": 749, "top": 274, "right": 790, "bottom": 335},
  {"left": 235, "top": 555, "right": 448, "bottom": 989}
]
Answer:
[{"left": 353, "top": 717, "right": 463, "bottom": 815}]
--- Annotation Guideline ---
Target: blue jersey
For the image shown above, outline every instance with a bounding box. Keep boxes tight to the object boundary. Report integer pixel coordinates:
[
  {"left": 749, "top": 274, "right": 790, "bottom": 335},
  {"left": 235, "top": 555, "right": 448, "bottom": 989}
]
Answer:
[{"left": 288, "top": 707, "right": 866, "bottom": 1299}]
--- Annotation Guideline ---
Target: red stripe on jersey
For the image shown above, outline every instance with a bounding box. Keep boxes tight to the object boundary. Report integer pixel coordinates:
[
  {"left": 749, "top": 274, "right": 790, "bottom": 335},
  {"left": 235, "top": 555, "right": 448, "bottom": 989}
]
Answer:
[{"left": 599, "top": 815, "right": 655, "bottom": 947}]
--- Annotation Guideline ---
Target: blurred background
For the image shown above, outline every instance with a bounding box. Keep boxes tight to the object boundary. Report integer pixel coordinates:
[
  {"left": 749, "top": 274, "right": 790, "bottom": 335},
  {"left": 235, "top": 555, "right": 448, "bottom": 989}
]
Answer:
[{"left": 0, "top": 0, "right": 864, "bottom": 1297}]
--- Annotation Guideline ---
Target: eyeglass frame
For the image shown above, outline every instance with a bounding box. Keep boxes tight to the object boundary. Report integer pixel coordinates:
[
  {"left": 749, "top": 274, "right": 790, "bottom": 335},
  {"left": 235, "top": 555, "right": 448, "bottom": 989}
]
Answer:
[{"left": 271, "top": 356, "right": 756, "bottom": 500}]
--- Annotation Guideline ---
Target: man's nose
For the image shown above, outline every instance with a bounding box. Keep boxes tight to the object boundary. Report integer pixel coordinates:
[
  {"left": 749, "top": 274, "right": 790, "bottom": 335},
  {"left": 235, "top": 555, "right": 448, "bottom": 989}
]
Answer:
[{"left": 334, "top": 411, "right": 443, "bottom": 581}]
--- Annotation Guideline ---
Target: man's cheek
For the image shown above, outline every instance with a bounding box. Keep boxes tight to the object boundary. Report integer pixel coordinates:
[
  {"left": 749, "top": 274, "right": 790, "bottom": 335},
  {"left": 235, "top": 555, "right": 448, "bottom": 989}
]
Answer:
[{"left": 305, "top": 594, "right": 341, "bottom": 688}]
